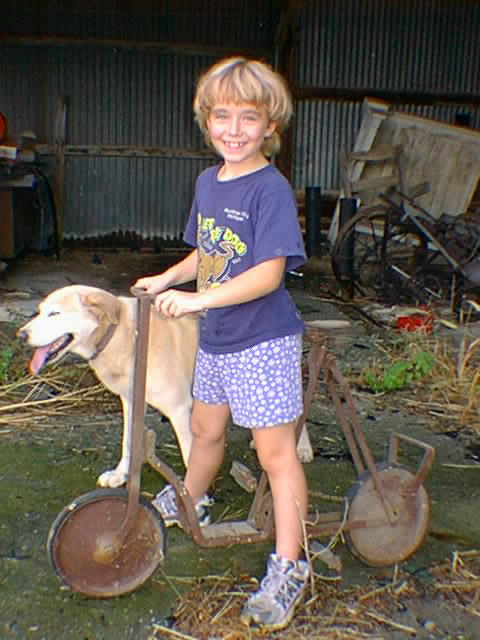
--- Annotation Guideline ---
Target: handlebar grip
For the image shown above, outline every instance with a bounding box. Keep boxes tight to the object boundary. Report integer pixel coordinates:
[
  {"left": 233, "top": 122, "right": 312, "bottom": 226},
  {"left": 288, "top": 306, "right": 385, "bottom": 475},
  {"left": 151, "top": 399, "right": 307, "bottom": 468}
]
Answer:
[{"left": 130, "top": 286, "right": 153, "bottom": 299}]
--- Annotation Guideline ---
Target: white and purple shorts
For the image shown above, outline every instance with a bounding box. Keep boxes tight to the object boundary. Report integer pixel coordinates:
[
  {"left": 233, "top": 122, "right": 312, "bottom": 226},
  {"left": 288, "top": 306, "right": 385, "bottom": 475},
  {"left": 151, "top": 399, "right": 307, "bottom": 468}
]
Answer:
[{"left": 193, "top": 333, "right": 303, "bottom": 429}]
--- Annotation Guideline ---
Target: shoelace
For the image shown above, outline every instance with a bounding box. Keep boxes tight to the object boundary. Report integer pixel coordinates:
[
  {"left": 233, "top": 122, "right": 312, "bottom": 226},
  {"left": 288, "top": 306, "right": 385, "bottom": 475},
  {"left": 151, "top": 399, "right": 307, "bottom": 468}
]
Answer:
[
  {"left": 259, "top": 560, "right": 303, "bottom": 610},
  {"left": 159, "top": 488, "right": 178, "bottom": 515},
  {"left": 260, "top": 561, "right": 291, "bottom": 593}
]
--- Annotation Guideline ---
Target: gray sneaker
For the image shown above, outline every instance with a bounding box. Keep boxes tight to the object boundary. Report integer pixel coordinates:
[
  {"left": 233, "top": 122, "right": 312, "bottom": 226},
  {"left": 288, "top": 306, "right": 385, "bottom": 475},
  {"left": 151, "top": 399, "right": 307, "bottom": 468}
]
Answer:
[
  {"left": 240, "top": 553, "right": 310, "bottom": 631},
  {"left": 152, "top": 484, "right": 213, "bottom": 528}
]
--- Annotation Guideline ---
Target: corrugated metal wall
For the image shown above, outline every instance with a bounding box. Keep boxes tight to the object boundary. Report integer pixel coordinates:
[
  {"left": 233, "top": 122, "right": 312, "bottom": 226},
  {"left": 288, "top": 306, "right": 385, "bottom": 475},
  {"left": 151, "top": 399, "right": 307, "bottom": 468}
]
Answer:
[
  {"left": 1, "top": 46, "right": 220, "bottom": 240},
  {"left": 293, "top": 0, "right": 480, "bottom": 192},
  {"left": 0, "top": 0, "right": 280, "bottom": 243},
  {"left": 1, "top": 0, "right": 479, "bottom": 242},
  {"left": 296, "top": 0, "right": 480, "bottom": 92}
]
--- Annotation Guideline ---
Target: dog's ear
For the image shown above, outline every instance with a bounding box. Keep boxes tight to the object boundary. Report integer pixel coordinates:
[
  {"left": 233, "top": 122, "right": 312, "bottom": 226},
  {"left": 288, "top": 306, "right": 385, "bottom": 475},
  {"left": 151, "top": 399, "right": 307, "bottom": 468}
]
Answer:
[{"left": 81, "top": 290, "right": 121, "bottom": 325}]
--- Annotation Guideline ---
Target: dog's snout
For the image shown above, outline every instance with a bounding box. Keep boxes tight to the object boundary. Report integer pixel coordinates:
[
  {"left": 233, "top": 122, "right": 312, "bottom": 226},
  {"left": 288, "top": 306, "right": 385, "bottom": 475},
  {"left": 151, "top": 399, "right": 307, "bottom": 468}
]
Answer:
[{"left": 17, "top": 312, "right": 38, "bottom": 340}]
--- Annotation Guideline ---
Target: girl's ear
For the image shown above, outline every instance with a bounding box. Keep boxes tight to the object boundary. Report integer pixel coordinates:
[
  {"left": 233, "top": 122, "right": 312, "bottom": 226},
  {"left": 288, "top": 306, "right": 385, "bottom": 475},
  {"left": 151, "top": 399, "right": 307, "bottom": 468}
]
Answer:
[{"left": 265, "top": 121, "right": 277, "bottom": 138}]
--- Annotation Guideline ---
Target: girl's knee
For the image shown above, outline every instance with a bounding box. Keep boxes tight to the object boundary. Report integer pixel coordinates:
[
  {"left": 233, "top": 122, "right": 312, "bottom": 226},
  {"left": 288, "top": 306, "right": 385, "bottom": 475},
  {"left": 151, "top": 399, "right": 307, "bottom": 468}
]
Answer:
[
  {"left": 257, "top": 447, "right": 297, "bottom": 476},
  {"left": 253, "top": 424, "right": 298, "bottom": 473},
  {"left": 190, "top": 416, "right": 225, "bottom": 445}
]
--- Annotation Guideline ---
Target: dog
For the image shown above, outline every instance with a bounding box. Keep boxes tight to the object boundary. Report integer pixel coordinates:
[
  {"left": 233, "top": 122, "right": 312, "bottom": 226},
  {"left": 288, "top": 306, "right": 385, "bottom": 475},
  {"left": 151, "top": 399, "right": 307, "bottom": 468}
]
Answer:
[
  {"left": 19, "top": 285, "right": 315, "bottom": 489},
  {"left": 18, "top": 285, "right": 198, "bottom": 488}
]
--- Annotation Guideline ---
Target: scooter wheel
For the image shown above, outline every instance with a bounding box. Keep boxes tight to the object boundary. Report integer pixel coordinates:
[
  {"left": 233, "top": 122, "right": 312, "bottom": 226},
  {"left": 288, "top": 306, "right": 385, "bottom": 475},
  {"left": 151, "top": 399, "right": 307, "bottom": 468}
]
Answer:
[
  {"left": 345, "top": 463, "right": 430, "bottom": 567},
  {"left": 47, "top": 488, "right": 167, "bottom": 598}
]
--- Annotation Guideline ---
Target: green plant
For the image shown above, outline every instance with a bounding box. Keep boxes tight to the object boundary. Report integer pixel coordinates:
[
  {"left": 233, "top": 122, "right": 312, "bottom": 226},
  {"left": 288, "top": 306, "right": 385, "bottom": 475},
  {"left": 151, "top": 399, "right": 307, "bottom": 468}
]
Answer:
[
  {"left": 0, "top": 344, "right": 14, "bottom": 384},
  {"left": 362, "top": 350, "right": 434, "bottom": 393}
]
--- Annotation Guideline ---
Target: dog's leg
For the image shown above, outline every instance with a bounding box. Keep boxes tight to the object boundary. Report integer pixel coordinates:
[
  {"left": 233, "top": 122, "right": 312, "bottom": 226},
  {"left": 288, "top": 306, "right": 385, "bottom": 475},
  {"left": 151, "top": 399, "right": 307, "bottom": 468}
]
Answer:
[
  {"left": 166, "top": 403, "right": 193, "bottom": 468},
  {"left": 296, "top": 423, "right": 314, "bottom": 463},
  {"left": 97, "top": 396, "right": 131, "bottom": 487}
]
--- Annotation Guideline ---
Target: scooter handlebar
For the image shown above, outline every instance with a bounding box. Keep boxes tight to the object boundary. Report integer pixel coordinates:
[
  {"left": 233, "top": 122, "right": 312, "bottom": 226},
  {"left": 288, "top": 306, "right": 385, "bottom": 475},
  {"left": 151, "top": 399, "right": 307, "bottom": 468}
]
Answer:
[{"left": 129, "top": 286, "right": 154, "bottom": 299}]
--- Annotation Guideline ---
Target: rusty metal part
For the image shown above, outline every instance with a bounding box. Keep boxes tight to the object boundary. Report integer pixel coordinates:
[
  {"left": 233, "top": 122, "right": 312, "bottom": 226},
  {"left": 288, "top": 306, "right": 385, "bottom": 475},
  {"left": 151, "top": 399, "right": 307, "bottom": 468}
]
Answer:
[
  {"left": 331, "top": 204, "right": 441, "bottom": 303},
  {"left": 345, "top": 464, "right": 430, "bottom": 567},
  {"left": 47, "top": 489, "right": 166, "bottom": 597}
]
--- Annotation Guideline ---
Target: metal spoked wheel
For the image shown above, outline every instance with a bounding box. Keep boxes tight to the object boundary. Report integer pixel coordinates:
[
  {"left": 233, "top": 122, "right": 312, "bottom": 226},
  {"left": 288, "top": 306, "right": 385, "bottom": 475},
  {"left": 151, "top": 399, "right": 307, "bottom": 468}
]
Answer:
[
  {"left": 331, "top": 205, "right": 445, "bottom": 303},
  {"left": 345, "top": 463, "right": 430, "bottom": 567},
  {"left": 47, "top": 488, "right": 167, "bottom": 598}
]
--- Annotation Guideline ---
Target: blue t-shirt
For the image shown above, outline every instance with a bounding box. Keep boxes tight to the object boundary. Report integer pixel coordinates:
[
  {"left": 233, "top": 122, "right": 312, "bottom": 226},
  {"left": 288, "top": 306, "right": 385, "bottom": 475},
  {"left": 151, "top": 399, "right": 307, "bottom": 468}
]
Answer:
[{"left": 184, "top": 163, "right": 306, "bottom": 353}]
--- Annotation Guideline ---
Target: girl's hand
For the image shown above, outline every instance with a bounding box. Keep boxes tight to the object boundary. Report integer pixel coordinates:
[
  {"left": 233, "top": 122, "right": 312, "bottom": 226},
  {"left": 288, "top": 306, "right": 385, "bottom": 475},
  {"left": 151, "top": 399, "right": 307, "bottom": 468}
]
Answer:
[
  {"left": 154, "top": 289, "right": 205, "bottom": 318},
  {"left": 133, "top": 273, "right": 171, "bottom": 296}
]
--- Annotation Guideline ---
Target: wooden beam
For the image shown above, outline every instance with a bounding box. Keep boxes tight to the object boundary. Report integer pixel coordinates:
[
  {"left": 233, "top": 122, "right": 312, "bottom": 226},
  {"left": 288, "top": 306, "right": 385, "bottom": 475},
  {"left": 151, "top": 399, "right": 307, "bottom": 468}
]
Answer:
[
  {"left": 294, "top": 86, "right": 480, "bottom": 106},
  {"left": 0, "top": 33, "right": 270, "bottom": 59},
  {"left": 274, "top": 0, "right": 303, "bottom": 181},
  {"left": 36, "top": 144, "right": 217, "bottom": 160},
  {"left": 52, "top": 96, "right": 66, "bottom": 247},
  {"left": 275, "top": 0, "right": 303, "bottom": 50}
]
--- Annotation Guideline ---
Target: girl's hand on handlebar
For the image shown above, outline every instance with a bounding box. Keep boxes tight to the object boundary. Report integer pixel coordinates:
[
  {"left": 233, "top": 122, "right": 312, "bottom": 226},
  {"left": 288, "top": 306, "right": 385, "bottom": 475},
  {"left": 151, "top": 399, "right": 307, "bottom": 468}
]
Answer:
[
  {"left": 133, "top": 274, "right": 171, "bottom": 297},
  {"left": 155, "top": 289, "right": 205, "bottom": 318}
]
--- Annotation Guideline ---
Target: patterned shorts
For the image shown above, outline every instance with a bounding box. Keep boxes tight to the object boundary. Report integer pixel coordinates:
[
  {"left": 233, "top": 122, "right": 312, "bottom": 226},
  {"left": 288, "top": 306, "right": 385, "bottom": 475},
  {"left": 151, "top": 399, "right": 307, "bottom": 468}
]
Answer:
[{"left": 193, "top": 334, "right": 303, "bottom": 428}]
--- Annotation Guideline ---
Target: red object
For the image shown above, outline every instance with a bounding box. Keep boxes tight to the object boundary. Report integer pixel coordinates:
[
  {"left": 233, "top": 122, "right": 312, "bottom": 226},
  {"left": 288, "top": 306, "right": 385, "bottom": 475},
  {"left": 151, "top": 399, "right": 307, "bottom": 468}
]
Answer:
[
  {"left": 0, "top": 112, "right": 6, "bottom": 143},
  {"left": 397, "top": 311, "right": 433, "bottom": 332}
]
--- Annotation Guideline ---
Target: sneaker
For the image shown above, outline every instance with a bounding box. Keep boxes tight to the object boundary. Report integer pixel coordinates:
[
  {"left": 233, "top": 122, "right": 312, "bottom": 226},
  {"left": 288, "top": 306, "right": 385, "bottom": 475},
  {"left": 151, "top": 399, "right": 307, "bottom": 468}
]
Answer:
[
  {"left": 152, "top": 484, "right": 213, "bottom": 528},
  {"left": 240, "top": 553, "right": 310, "bottom": 631}
]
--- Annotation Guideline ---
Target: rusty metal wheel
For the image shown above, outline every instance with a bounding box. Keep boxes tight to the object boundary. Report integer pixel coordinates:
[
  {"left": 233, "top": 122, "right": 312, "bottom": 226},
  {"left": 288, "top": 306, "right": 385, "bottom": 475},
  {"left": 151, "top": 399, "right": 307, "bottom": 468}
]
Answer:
[
  {"left": 47, "top": 488, "right": 167, "bottom": 598},
  {"left": 345, "top": 463, "right": 430, "bottom": 567},
  {"left": 331, "top": 205, "right": 440, "bottom": 303}
]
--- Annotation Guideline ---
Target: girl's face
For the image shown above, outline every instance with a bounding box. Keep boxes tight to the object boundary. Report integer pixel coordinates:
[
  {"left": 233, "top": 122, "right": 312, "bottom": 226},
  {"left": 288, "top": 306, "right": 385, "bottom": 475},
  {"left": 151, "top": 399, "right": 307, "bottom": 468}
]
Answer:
[{"left": 206, "top": 102, "right": 276, "bottom": 178}]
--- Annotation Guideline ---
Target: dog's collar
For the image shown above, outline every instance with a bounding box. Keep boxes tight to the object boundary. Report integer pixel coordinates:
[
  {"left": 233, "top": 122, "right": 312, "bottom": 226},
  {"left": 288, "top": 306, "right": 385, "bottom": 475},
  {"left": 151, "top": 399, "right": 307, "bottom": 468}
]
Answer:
[{"left": 89, "top": 323, "right": 117, "bottom": 361}]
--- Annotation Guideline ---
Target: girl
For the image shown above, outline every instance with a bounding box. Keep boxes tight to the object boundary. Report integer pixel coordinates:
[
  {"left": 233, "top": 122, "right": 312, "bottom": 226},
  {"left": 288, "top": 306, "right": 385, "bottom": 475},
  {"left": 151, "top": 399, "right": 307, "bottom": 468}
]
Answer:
[{"left": 135, "top": 57, "right": 309, "bottom": 631}]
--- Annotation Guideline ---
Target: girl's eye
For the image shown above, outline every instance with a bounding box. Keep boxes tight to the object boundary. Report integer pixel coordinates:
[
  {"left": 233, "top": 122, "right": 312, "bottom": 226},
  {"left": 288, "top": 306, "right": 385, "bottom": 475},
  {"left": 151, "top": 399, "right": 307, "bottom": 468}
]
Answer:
[{"left": 48, "top": 311, "right": 59, "bottom": 317}]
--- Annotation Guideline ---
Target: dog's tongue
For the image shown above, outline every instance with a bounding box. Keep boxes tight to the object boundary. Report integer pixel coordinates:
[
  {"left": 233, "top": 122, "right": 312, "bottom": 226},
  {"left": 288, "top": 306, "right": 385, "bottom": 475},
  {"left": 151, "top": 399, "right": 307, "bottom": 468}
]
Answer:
[{"left": 29, "top": 346, "right": 51, "bottom": 374}]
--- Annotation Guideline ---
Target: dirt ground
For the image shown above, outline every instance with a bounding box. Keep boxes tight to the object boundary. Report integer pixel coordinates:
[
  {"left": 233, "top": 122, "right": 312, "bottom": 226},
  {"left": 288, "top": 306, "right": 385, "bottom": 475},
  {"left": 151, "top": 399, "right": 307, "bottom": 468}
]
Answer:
[{"left": 0, "top": 247, "right": 479, "bottom": 639}]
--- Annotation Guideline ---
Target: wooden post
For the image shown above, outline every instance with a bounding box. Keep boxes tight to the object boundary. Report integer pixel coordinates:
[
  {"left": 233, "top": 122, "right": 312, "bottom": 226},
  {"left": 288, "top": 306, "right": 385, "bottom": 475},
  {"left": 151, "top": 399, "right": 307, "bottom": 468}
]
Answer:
[
  {"left": 53, "top": 96, "right": 66, "bottom": 247},
  {"left": 273, "top": 0, "right": 302, "bottom": 181}
]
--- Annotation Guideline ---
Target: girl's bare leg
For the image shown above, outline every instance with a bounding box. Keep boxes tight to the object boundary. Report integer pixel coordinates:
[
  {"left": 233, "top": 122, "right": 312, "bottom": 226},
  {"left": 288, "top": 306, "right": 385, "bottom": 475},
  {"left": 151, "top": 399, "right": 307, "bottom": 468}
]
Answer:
[
  {"left": 184, "top": 399, "right": 231, "bottom": 502},
  {"left": 252, "top": 422, "right": 308, "bottom": 561}
]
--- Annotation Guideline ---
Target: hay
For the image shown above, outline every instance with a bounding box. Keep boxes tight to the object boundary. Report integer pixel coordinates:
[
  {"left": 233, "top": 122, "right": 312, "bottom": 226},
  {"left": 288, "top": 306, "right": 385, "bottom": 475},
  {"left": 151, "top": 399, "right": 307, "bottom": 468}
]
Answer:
[
  {"left": 0, "top": 364, "right": 118, "bottom": 427},
  {"left": 154, "top": 551, "right": 480, "bottom": 639}
]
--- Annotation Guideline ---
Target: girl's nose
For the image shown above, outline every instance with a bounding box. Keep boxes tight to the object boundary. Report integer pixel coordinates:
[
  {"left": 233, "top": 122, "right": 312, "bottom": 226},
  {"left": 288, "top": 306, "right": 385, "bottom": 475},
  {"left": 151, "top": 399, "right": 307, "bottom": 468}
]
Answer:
[{"left": 228, "top": 116, "right": 241, "bottom": 135}]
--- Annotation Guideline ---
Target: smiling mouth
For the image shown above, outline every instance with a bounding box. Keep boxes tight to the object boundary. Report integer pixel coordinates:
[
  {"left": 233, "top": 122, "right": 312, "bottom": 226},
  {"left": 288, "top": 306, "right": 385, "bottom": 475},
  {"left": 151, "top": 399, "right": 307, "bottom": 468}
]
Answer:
[
  {"left": 29, "top": 334, "right": 74, "bottom": 374},
  {"left": 224, "top": 141, "right": 246, "bottom": 148}
]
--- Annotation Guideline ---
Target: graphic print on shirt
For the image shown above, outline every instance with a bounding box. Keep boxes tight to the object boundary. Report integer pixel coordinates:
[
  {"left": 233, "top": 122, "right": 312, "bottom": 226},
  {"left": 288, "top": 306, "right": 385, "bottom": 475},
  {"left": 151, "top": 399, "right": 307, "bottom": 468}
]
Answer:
[{"left": 196, "top": 213, "right": 247, "bottom": 291}]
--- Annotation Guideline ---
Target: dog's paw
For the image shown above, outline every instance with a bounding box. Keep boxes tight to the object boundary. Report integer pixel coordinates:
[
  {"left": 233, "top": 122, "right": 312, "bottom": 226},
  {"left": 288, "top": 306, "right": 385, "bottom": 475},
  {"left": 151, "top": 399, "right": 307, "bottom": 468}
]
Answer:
[
  {"left": 296, "top": 445, "right": 314, "bottom": 463},
  {"left": 97, "top": 468, "right": 128, "bottom": 488}
]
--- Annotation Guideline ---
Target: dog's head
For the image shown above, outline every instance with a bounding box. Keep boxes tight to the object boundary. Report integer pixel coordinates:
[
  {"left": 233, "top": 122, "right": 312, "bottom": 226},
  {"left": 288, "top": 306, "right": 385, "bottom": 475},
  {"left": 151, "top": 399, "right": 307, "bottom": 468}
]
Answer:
[{"left": 18, "top": 285, "right": 121, "bottom": 374}]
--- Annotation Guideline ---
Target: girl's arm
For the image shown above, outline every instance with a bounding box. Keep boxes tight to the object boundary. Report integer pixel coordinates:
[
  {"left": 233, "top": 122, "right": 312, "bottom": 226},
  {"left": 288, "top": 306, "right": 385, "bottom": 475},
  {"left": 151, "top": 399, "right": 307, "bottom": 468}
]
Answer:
[
  {"left": 155, "top": 256, "right": 286, "bottom": 317},
  {"left": 134, "top": 249, "right": 199, "bottom": 295}
]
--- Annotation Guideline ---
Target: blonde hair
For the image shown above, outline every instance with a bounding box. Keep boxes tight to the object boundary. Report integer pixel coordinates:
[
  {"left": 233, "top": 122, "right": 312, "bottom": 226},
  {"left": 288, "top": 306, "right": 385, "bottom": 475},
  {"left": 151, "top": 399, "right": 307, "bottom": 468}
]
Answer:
[{"left": 193, "top": 57, "right": 293, "bottom": 156}]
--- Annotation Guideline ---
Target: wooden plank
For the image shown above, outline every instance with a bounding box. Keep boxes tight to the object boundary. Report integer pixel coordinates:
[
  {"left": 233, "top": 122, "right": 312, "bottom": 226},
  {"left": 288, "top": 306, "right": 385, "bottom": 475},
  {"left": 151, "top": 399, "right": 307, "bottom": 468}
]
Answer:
[
  {"left": 36, "top": 144, "right": 216, "bottom": 160},
  {"left": 349, "top": 174, "right": 401, "bottom": 193},
  {"left": 328, "top": 99, "right": 388, "bottom": 245},
  {"left": 388, "top": 118, "right": 480, "bottom": 217},
  {"left": 348, "top": 145, "right": 399, "bottom": 162}
]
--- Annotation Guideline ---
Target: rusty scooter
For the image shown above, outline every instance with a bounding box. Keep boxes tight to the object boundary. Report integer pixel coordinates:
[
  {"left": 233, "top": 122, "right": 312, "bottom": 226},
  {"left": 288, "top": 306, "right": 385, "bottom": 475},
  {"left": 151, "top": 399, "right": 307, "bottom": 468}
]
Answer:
[{"left": 47, "top": 289, "right": 435, "bottom": 597}]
